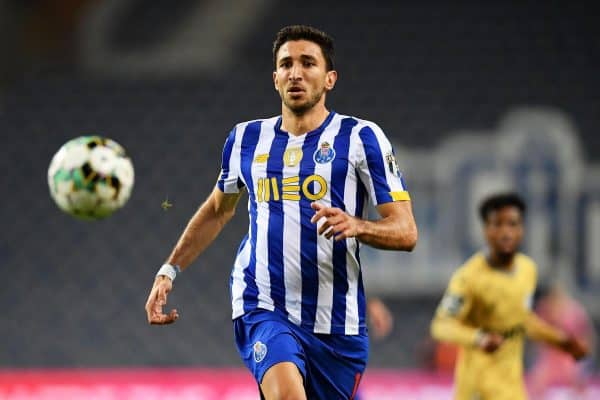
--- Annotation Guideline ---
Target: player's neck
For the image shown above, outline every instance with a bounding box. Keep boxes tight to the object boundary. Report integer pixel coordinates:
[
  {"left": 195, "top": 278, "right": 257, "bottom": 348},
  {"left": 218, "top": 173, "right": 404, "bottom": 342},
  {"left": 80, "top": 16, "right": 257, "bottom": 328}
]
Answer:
[
  {"left": 280, "top": 104, "right": 330, "bottom": 136},
  {"left": 486, "top": 251, "right": 515, "bottom": 271}
]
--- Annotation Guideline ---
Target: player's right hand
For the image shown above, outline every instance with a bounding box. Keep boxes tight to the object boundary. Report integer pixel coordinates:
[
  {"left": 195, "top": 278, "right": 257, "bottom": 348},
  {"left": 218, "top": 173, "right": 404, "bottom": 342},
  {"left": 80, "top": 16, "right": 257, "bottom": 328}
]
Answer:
[
  {"left": 477, "top": 332, "right": 504, "bottom": 353},
  {"left": 559, "top": 335, "right": 588, "bottom": 360},
  {"left": 145, "top": 275, "right": 179, "bottom": 325}
]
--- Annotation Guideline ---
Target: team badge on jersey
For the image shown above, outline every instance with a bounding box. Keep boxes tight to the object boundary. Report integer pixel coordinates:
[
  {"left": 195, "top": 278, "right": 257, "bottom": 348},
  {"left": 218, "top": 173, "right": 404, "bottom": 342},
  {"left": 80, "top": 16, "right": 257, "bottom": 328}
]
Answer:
[
  {"left": 314, "top": 141, "right": 335, "bottom": 164},
  {"left": 524, "top": 294, "right": 533, "bottom": 310},
  {"left": 283, "top": 147, "right": 303, "bottom": 167},
  {"left": 253, "top": 341, "right": 267, "bottom": 363},
  {"left": 440, "top": 293, "right": 464, "bottom": 316},
  {"left": 385, "top": 152, "right": 401, "bottom": 177}
]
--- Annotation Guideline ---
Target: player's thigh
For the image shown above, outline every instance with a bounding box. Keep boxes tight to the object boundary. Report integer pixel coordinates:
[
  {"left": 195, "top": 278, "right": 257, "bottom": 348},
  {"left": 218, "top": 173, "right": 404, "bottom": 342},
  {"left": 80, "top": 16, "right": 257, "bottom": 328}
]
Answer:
[
  {"left": 304, "top": 333, "right": 368, "bottom": 399},
  {"left": 261, "top": 361, "right": 306, "bottom": 400}
]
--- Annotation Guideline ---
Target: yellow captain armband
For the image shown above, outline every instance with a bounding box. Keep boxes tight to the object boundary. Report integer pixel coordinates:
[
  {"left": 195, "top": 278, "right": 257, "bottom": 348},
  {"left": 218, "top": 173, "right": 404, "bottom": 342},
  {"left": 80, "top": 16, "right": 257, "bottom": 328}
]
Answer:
[{"left": 390, "top": 191, "right": 410, "bottom": 201}]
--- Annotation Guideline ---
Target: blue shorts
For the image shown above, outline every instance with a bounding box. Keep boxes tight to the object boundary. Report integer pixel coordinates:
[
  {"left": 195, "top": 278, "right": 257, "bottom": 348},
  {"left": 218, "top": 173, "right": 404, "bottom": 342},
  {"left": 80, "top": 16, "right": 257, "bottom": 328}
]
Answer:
[{"left": 233, "top": 309, "right": 369, "bottom": 399}]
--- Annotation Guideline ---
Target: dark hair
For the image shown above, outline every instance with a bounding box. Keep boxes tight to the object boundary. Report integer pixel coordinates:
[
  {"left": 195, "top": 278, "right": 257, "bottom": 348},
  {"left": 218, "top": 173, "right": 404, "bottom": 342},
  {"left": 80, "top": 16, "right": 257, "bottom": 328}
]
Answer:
[
  {"left": 479, "top": 192, "right": 526, "bottom": 222},
  {"left": 272, "top": 25, "right": 335, "bottom": 71}
]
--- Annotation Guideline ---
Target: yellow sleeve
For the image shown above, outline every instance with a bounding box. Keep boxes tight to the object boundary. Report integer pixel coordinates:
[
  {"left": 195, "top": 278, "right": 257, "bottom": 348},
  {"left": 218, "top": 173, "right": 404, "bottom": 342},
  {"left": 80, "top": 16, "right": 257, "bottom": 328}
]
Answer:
[
  {"left": 521, "top": 257, "right": 566, "bottom": 346},
  {"left": 525, "top": 312, "right": 566, "bottom": 346},
  {"left": 430, "top": 267, "right": 480, "bottom": 347}
]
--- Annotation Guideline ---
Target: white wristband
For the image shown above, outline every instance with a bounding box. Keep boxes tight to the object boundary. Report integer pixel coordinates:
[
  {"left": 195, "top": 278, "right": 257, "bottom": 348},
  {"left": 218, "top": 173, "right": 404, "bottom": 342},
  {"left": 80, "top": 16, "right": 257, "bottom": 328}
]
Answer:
[{"left": 156, "top": 263, "right": 181, "bottom": 281}]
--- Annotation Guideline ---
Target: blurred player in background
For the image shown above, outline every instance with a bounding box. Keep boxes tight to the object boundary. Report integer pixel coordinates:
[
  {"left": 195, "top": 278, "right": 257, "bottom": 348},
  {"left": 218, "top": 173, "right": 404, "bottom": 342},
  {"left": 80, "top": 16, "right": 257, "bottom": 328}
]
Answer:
[
  {"left": 367, "top": 297, "right": 394, "bottom": 340},
  {"left": 430, "top": 192, "right": 588, "bottom": 400},
  {"left": 529, "top": 283, "right": 596, "bottom": 399},
  {"left": 145, "top": 25, "right": 417, "bottom": 400}
]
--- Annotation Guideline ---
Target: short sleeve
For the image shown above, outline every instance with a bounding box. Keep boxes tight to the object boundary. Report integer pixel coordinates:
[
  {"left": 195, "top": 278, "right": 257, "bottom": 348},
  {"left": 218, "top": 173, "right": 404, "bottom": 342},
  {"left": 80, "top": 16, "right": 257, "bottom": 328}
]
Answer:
[
  {"left": 355, "top": 124, "right": 409, "bottom": 206},
  {"left": 436, "top": 268, "right": 473, "bottom": 321},
  {"left": 217, "top": 127, "right": 245, "bottom": 193}
]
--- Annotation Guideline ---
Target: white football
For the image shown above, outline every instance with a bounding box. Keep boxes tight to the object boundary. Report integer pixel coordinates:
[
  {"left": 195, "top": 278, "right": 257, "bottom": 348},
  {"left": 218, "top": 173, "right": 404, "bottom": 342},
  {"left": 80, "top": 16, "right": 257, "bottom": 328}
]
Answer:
[{"left": 47, "top": 136, "right": 134, "bottom": 220}]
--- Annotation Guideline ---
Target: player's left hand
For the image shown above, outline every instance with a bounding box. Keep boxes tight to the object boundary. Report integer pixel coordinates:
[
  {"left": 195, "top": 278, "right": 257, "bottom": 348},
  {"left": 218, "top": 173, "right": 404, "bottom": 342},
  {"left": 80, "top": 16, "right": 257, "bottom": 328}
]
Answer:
[
  {"left": 559, "top": 335, "right": 589, "bottom": 361},
  {"left": 310, "top": 202, "right": 362, "bottom": 241}
]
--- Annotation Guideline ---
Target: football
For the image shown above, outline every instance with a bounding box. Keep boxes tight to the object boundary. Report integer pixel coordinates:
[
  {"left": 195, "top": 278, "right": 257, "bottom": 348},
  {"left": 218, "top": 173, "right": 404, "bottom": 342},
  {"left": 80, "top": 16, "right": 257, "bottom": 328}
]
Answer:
[{"left": 47, "top": 136, "right": 134, "bottom": 220}]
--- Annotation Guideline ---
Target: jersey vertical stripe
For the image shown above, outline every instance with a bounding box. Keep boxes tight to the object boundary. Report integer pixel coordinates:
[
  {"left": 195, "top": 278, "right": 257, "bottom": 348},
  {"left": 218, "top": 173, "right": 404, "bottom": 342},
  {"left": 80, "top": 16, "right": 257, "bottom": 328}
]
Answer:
[
  {"left": 219, "top": 125, "right": 245, "bottom": 193},
  {"left": 217, "top": 128, "right": 235, "bottom": 191},
  {"left": 252, "top": 121, "right": 277, "bottom": 311},
  {"left": 266, "top": 129, "right": 289, "bottom": 313},
  {"left": 329, "top": 117, "right": 357, "bottom": 334},
  {"left": 239, "top": 121, "right": 262, "bottom": 313},
  {"left": 346, "top": 151, "right": 369, "bottom": 333},
  {"left": 218, "top": 113, "right": 409, "bottom": 334},
  {"left": 357, "top": 250, "right": 367, "bottom": 329},
  {"left": 357, "top": 124, "right": 407, "bottom": 205},
  {"left": 230, "top": 234, "right": 250, "bottom": 317},
  {"left": 299, "top": 131, "right": 322, "bottom": 330},
  {"left": 282, "top": 136, "right": 305, "bottom": 325},
  {"left": 228, "top": 122, "right": 252, "bottom": 318},
  {"left": 312, "top": 114, "right": 342, "bottom": 333}
]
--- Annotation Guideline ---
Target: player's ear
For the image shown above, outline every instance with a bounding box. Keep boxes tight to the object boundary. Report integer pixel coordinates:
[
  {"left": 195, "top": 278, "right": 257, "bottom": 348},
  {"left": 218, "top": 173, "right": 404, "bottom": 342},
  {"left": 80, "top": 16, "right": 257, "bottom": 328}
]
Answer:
[
  {"left": 325, "top": 70, "right": 337, "bottom": 91},
  {"left": 273, "top": 71, "right": 278, "bottom": 91}
]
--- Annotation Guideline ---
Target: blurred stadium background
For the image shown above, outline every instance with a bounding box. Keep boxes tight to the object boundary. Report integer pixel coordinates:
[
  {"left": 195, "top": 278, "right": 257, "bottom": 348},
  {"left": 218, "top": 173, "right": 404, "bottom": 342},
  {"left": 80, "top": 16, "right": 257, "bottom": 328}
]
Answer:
[{"left": 1, "top": 0, "right": 599, "bottom": 398}]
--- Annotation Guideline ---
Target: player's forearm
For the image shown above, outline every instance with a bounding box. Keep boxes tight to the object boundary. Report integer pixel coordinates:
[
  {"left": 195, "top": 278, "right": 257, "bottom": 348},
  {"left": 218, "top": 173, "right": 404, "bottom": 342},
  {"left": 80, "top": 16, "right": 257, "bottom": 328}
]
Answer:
[
  {"left": 431, "top": 315, "right": 479, "bottom": 347},
  {"left": 166, "top": 193, "right": 236, "bottom": 270},
  {"left": 356, "top": 214, "right": 417, "bottom": 250},
  {"left": 525, "top": 313, "right": 567, "bottom": 347}
]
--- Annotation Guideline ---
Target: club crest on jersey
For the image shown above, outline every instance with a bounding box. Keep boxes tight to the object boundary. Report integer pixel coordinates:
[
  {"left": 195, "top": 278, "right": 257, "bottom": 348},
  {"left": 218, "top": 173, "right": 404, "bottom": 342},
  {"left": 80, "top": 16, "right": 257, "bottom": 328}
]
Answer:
[
  {"left": 283, "top": 147, "right": 303, "bottom": 167},
  {"left": 314, "top": 141, "right": 335, "bottom": 164},
  {"left": 385, "top": 152, "right": 401, "bottom": 177},
  {"left": 440, "top": 294, "right": 464, "bottom": 316},
  {"left": 253, "top": 341, "right": 267, "bottom": 363},
  {"left": 524, "top": 294, "right": 533, "bottom": 310}
]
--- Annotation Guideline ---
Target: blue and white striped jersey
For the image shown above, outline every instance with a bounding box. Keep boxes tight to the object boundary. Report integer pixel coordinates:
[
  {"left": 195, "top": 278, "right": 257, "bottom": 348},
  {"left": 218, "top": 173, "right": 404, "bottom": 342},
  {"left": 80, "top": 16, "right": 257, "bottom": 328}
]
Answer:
[{"left": 218, "top": 111, "right": 409, "bottom": 335}]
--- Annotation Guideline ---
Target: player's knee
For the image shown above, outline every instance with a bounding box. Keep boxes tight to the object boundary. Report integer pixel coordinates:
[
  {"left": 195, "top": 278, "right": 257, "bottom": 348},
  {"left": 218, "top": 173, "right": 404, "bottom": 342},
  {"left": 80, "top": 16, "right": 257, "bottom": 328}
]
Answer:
[
  {"left": 263, "top": 390, "right": 305, "bottom": 400},
  {"left": 261, "top": 382, "right": 305, "bottom": 400},
  {"left": 261, "top": 362, "right": 306, "bottom": 400}
]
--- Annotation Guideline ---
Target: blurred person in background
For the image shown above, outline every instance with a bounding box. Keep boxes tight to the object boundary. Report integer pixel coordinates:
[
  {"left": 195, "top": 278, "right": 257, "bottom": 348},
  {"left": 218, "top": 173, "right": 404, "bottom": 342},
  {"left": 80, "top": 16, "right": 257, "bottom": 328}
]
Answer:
[
  {"left": 367, "top": 297, "right": 394, "bottom": 340},
  {"left": 430, "top": 192, "right": 588, "bottom": 400},
  {"left": 145, "top": 24, "right": 417, "bottom": 400},
  {"left": 529, "top": 283, "right": 596, "bottom": 399}
]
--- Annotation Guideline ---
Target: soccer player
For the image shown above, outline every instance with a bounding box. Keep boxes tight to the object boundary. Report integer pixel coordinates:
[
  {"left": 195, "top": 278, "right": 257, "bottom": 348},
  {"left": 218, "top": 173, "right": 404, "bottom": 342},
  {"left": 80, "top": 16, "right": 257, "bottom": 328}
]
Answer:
[
  {"left": 145, "top": 25, "right": 417, "bottom": 400},
  {"left": 430, "top": 193, "right": 588, "bottom": 400}
]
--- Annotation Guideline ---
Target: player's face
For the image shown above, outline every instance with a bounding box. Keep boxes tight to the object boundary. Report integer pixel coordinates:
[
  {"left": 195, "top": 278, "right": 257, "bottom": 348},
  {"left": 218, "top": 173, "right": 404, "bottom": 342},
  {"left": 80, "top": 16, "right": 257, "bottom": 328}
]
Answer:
[
  {"left": 484, "top": 206, "right": 524, "bottom": 257},
  {"left": 273, "top": 40, "right": 337, "bottom": 115}
]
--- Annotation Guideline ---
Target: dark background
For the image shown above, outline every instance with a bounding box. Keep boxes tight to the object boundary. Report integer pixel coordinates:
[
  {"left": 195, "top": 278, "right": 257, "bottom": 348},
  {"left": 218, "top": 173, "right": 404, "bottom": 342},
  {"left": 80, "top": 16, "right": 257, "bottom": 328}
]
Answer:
[{"left": 1, "top": 0, "right": 598, "bottom": 369}]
